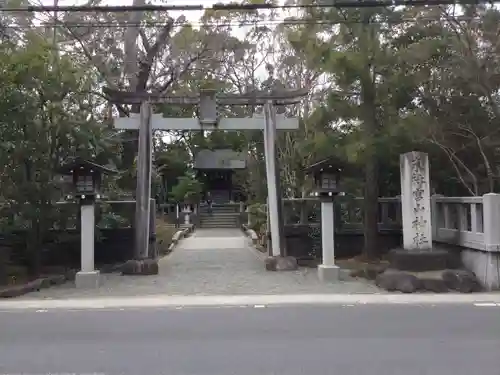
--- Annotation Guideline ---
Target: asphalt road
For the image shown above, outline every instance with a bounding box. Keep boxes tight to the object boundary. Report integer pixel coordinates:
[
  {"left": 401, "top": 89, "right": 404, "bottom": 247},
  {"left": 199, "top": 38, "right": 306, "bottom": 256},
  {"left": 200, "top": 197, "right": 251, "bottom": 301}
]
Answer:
[{"left": 0, "top": 304, "right": 499, "bottom": 375}]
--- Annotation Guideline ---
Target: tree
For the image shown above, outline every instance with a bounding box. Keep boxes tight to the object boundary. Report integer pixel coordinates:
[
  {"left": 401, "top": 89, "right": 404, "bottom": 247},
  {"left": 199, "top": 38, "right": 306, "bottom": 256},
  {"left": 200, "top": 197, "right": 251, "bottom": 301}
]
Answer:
[
  {"left": 51, "top": 3, "right": 231, "bottom": 192},
  {"left": 399, "top": 5, "right": 500, "bottom": 195},
  {"left": 169, "top": 175, "right": 203, "bottom": 204},
  {"left": 288, "top": 5, "right": 402, "bottom": 258},
  {"left": 0, "top": 34, "right": 114, "bottom": 274},
  {"left": 155, "top": 141, "right": 192, "bottom": 203}
]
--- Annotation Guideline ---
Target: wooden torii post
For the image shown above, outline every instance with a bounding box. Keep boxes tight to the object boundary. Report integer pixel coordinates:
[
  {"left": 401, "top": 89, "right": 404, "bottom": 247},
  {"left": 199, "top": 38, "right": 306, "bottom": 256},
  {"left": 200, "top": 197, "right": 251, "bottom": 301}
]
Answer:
[{"left": 105, "top": 87, "right": 308, "bottom": 262}]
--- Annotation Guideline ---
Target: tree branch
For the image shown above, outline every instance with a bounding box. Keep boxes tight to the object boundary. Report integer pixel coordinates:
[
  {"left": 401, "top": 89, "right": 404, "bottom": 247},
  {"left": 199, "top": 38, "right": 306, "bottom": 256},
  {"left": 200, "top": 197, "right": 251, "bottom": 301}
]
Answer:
[
  {"left": 135, "top": 19, "right": 175, "bottom": 93},
  {"left": 155, "top": 50, "right": 206, "bottom": 94},
  {"left": 139, "top": 29, "right": 151, "bottom": 53},
  {"left": 62, "top": 26, "right": 129, "bottom": 116},
  {"left": 459, "top": 125, "right": 495, "bottom": 192}
]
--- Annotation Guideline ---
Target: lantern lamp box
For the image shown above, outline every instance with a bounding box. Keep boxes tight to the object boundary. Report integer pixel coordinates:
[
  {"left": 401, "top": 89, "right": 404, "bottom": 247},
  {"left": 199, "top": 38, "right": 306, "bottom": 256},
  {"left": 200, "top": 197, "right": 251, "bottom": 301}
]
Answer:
[
  {"left": 58, "top": 157, "right": 118, "bottom": 202},
  {"left": 304, "top": 157, "right": 347, "bottom": 198}
]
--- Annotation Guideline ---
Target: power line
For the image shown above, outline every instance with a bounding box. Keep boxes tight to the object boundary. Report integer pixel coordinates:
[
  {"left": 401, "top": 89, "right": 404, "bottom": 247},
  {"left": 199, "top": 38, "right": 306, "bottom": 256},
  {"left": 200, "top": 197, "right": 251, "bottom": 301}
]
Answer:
[
  {"left": 0, "top": 15, "right": 483, "bottom": 30},
  {"left": 0, "top": 4, "right": 204, "bottom": 12},
  {"left": 0, "top": 0, "right": 495, "bottom": 13}
]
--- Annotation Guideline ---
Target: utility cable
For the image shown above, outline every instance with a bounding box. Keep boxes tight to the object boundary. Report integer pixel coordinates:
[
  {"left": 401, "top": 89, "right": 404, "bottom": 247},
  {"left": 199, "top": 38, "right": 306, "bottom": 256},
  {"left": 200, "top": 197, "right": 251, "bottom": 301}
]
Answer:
[
  {"left": 0, "top": 14, "right": 484, "bottom": 29},
  {"left": 0, "top": 0, "right": 496, "bottom": 13}
]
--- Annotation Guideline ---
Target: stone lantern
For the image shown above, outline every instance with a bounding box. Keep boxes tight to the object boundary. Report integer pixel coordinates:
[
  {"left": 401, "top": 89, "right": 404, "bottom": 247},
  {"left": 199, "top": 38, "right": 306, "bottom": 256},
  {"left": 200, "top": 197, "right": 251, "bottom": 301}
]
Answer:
[
  {"left": 58, "top": 157, "right": 117, "bottom": 203},
  {"left": 58, "top": 157, "right": 118, "bottom": 288},
  {"left": 305, "top": 157, "right": 346, "bottom": 282},
  {"left": 306, "top": 159, "right": 343, "bottom": 199}
]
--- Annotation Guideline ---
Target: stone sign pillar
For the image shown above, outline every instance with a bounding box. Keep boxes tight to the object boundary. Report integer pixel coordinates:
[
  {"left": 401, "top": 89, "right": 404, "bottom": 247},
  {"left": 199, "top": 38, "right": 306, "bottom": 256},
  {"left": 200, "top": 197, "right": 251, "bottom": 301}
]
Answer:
[{"left": 400, "top": 151, "right": 432, "bottom": 250}]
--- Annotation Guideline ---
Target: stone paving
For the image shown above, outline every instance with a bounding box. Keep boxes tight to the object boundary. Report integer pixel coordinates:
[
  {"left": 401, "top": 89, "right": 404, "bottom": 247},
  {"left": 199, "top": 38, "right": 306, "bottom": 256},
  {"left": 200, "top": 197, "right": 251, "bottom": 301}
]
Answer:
[{"left": 13, "top": 229, "right": 381, "bottom": 299}]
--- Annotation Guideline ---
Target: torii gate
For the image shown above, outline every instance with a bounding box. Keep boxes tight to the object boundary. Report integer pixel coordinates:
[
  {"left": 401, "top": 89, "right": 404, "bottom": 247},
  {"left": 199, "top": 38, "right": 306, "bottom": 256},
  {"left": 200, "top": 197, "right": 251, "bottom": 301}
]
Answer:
[{"left": 106, "top": 87, "right": 307, "bottom": 262}]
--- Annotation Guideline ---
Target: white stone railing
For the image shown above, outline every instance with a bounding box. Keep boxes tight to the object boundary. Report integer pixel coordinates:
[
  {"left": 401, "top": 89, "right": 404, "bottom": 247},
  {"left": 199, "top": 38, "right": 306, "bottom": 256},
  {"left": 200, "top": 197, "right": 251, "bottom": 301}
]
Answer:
[
  {"left": 342, "top": 194, "right": 500, "bottom": 252},
  {"left": 431, "top": 194, "right": 500, "bottom": 290},
  {"left": 431, "top": 194, "right": 500, "bottom": 253},
  {"left": 252, "top": 194, "right": 500, "bottom": 252}
]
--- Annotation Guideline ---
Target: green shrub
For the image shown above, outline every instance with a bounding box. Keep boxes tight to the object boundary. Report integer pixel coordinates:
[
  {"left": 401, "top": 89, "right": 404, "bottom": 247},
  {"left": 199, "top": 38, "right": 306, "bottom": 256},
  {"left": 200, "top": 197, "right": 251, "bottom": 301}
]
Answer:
[{"left": 247, "top": 203, "right": 267, "bottom": 234}]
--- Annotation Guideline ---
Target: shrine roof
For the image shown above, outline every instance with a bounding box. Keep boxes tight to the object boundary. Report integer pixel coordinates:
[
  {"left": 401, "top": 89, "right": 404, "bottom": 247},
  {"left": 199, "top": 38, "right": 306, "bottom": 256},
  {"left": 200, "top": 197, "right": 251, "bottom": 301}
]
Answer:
[{"left": 194, "top": 149, "right": 247, "bottom": 170}]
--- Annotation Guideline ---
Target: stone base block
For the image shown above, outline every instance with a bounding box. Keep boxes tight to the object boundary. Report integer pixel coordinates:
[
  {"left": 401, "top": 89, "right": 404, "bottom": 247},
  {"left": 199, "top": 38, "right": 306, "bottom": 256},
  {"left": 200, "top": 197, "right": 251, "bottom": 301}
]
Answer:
[
  {"left": 388, "top": 248, "right": 450, "bottom": 272},
  {"left": 75, "top": 271, "right": 100, "bottom": 289},
  {"left": 461, "top": 250, "right": 500, "bottom": 290},
  {"left": 318, "top": 265, "right": 341, "bottom": 282}
]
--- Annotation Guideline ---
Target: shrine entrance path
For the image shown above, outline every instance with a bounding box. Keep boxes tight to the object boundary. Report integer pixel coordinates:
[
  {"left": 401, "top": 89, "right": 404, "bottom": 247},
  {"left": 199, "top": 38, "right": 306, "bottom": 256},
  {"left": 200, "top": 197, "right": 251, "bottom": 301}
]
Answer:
[{"left": 15, "top": 229, "right": 380, "bottom": 300}]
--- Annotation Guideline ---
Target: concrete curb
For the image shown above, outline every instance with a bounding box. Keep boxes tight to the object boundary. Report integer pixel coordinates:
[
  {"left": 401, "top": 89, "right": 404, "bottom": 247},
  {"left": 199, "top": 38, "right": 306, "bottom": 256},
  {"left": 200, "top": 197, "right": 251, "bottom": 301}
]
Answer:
[
  {"left": 0, "top": 273, "right": 71, "bottom": 299},
  {"left": 241, "top": 224, "right": 266, "bottom": 253},
  {"left": 168, "top": 226, "right": 194, "bottom": 252},
  {"left": 1, "top": 259, "right": 137, "bottom": 298},
  {"left": 1, "top": 293, "right": 500, "bottom": 310},
  {"left": 244, "top": 228, "right": 259, "bottom": 245}
]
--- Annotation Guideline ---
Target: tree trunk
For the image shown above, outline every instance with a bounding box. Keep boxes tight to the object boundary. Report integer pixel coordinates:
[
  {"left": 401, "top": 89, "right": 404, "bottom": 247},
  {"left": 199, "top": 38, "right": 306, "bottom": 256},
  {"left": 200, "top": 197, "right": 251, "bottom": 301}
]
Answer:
[
  {"left": 27, "top": 220, "right": 42, "bottom": 277},
  {"left": 360, "top": 69, "right": 380, "bottom": 259},
  {"left": 363, "top": 155, "right": 379, "bottom": 259}
]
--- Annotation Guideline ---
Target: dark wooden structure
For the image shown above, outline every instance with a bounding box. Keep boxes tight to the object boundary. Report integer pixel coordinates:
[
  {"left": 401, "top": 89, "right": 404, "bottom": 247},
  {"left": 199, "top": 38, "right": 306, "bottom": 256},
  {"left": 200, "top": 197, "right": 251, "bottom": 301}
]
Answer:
[{"left": 194, "top": 149, "right": 247, "bottom": 203}]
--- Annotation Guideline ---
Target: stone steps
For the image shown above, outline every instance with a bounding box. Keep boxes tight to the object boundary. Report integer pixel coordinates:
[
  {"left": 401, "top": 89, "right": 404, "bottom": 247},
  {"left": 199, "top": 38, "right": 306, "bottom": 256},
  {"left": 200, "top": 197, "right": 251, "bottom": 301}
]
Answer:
[
  {"left": 163, "top": 223, "right": 192, "bottom": 230},
  {"left": 198, "top": 203, "right": 242, "bottom": 228},
  {"left": 200, "top": 206, "right": 239, "bottom": 214},
  {"left": 200, "top": 213, "right": 239, "bottom": 228}
]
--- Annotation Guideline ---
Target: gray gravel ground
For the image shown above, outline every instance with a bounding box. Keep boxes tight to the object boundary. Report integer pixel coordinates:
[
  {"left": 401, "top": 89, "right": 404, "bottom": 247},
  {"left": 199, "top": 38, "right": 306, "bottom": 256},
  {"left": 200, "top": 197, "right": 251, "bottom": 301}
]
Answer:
[{"left": 13, "top": 229, "right": 380, "bottom": 299}]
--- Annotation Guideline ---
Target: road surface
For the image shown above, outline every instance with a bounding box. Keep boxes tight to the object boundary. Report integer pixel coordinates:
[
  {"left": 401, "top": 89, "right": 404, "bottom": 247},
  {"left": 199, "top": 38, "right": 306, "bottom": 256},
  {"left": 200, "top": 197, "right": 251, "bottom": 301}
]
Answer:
[{"left": 0, "top": 303, "right": 499, "bottom": 375}]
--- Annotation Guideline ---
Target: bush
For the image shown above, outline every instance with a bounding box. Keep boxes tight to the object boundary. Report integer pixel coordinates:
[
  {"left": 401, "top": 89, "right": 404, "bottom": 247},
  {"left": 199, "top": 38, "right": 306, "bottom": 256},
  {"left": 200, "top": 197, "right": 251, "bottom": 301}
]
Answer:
[
  {"left": 170, "top": 175, "right": 203, "bottom": 204},
  {"left": 247, "top": 203, "right": 267, "bottom": 235},
  {"left": 155, "top": 216, "right": 177, "bottom": 255},
  {"left": 98, "top": 212, "right": 130, "bottom": 229}
]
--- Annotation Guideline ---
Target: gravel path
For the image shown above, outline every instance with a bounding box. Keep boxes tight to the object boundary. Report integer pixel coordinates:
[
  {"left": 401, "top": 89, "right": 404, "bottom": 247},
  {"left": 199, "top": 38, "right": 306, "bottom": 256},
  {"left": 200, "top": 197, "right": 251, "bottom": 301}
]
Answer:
[{"left": 13, "top": 229, "right": 381, "bottom": 299}]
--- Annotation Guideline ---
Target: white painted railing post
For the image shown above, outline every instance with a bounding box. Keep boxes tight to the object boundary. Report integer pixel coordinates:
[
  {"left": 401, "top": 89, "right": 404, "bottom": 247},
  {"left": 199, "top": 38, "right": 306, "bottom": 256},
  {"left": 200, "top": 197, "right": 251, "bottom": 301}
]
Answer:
[{"left": 482, "top": 193, "right": 500, "bottom": 252}]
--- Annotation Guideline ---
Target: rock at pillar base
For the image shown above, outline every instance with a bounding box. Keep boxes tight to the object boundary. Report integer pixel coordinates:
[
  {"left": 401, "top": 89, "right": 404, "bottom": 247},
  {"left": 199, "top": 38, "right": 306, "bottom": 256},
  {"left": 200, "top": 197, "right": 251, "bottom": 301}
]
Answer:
[
  {"left": 75, "top": 271, "right": 100, "bottom": 289},
  {"left": 375, "top": 270, "right": 422, "bottom": 293},
  {"left": 142, "top": 259, "right": 159, "bottom": 275},
  {"left": 121, "top": 259, "right": 159, "bottom": 275},
  {"left": 265, "top": 256, "right": 298, "bottom": 271},
  {"left": 318, "top": 264, "right": 342, "bottom": 282},
  {"left": 442, "top": 269, "right": 482, "bottom": 293}
]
